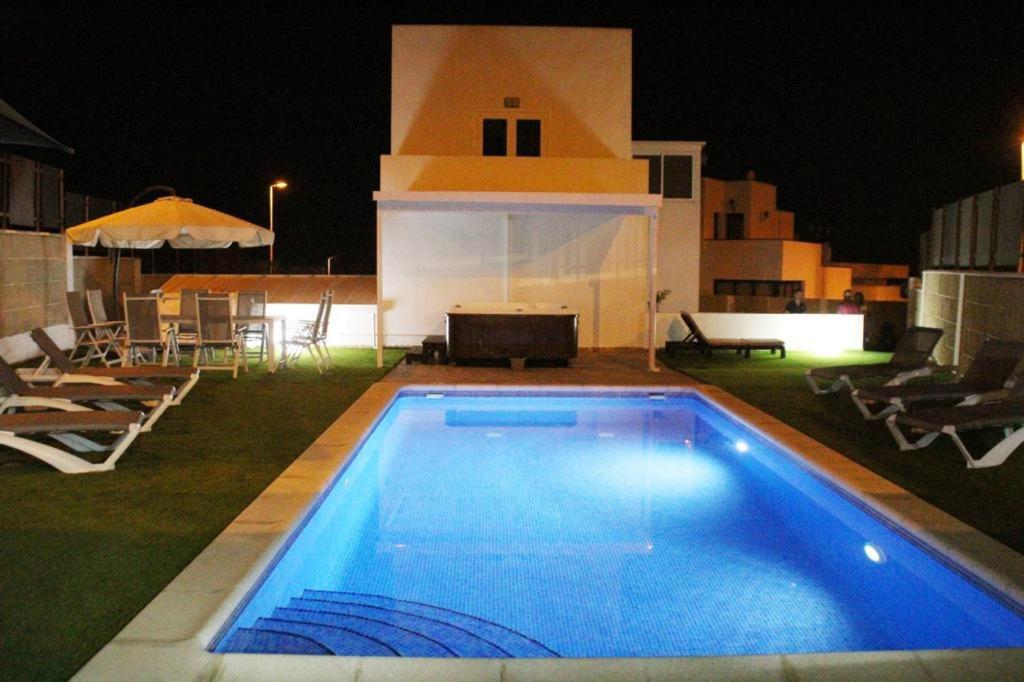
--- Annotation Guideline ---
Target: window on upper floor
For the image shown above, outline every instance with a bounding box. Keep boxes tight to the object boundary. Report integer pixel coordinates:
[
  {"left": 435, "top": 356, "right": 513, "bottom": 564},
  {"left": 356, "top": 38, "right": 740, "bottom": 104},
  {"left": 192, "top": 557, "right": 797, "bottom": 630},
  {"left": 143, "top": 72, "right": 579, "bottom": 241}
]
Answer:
[
  {"left": 633, "top": 155, "right": 661, "bottom": 194},
  {"left": 515, "top": 119, "right": 541, "bottom": 157},
  {"left": 714, "top": 279, "right": 803, "bottom": 298},
  {"left": 482, "top": 119, "right": 508, "bottom": 156},
  {"left": 663, "top": 155, "right": 693, "bottom": 199}
]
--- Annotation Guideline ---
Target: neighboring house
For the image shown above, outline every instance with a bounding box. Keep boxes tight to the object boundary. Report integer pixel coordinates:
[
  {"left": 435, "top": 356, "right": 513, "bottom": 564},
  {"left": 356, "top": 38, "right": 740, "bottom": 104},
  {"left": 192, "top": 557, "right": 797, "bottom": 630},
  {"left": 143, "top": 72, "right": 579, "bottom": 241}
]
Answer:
[
  {"left": 700, "top": 172, "right": 906, "bottom": 309},
  {"left": 374, "top": 25, "right": 666, "bottom": 368}
]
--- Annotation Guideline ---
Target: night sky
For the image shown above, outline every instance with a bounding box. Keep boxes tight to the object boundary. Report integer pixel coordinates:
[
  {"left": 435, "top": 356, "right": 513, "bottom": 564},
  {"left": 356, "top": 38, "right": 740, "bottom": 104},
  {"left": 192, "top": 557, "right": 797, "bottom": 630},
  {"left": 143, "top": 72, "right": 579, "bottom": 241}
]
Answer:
[{"left": 3, "top": 4, "right": 1023, "bottom": 273}]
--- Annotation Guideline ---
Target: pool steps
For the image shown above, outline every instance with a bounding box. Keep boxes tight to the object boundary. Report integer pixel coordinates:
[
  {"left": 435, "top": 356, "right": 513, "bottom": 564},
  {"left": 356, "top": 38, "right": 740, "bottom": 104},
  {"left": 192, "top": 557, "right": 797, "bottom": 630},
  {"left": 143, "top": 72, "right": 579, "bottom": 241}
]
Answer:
[{"left": 221, "top": 591, "right": 559, "bottom": 657}]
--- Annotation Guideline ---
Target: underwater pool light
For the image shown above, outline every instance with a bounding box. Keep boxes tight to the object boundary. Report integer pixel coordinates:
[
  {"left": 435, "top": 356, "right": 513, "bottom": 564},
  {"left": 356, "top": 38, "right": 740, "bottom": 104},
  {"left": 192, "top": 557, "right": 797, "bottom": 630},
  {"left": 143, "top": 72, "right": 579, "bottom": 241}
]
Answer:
[{"left": 864, "top": 543, "right": 887, "bottom": 564}]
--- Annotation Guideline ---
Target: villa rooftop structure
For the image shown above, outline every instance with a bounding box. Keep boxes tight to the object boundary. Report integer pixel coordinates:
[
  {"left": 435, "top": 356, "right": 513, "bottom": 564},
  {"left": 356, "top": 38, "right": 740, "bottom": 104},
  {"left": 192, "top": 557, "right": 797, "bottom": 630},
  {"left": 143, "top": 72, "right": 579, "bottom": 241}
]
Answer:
[{"left": 373, "top": 25, "right": 699, "bottom": 372}]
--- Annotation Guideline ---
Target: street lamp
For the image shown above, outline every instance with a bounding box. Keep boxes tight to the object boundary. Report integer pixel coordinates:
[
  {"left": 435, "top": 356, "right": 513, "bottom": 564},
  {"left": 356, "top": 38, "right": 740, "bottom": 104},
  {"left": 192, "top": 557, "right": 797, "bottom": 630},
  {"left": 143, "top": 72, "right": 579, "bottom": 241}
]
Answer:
[{"left": 268, "top": 180, "right": 288, "bottom": 271}]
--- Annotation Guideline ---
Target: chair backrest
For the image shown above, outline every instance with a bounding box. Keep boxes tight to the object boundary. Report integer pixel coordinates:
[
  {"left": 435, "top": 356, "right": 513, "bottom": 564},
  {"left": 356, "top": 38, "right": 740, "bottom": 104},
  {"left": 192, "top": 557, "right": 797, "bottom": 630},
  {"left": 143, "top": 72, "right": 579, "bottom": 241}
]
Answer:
[
  {"left": 179, "top": 289, "right": 209, "bottom": 321},
  {"left": 680, "top": 312, "right": 709, "bottom": 346},
  {"left": 961, "top": 339, "right": 1024, "bottom": 390},
  {"left": 237, "top": 291, "right": 267, "bottom": 318},
  {"left": 123, "top": 295, "right": 163, "bottom": 344},
  {"left": 318, "top": 289, "right": 334, "bottom": 337},
  {"left": 29, "top": 328, "right": 76, "bottom": 373},
  {"left": 197, "top": 296, "right": 234, "bottom": 343},
  {"left": 66, "top": 291, "right": 91, "bottom": 328},
  {"left": 890, "top": 326, "right": 943, "bottom": 368},
  {"left": 0, "top": 354, "right": 31, "bottom": 394},
  {"left": 86, "top": 289, "right": 112, "bottom": 324}
]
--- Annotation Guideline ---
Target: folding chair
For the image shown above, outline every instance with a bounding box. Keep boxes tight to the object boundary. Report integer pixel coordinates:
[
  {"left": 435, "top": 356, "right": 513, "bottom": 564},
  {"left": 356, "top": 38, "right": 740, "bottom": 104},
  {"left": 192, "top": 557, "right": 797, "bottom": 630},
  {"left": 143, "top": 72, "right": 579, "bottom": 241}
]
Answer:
[
  {"left": 286, "top": 290, "right": 331, "bottom": 373},
  {"left": 195, "top": 295, "right": 246, "bottom": 378},
  {"left": 237, "top": 290, "right": 268, "bottom": 363},
  {"left": 85, "top": 289, "right": 126, "bottom": 365},
  {"left": 123, "top": 294, "right": 180, "bottom": 367},
  {"left": 66, "top": 291, "right": 121, "bottom": 367}
]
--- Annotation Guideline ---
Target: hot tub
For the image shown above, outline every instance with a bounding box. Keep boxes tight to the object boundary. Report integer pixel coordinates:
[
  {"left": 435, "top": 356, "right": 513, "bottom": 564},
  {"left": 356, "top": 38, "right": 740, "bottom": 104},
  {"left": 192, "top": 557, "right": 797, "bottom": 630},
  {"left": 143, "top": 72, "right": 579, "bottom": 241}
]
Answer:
[{"left": 445, "top": 302, "right": 578, "bottom": 364}]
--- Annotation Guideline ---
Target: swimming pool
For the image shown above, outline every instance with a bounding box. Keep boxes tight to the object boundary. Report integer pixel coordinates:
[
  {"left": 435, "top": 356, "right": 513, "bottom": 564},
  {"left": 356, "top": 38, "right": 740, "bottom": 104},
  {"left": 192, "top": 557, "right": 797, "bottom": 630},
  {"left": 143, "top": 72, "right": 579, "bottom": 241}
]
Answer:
[{"left": 211, "top": 390, "right": 1024, "bottom": 658}]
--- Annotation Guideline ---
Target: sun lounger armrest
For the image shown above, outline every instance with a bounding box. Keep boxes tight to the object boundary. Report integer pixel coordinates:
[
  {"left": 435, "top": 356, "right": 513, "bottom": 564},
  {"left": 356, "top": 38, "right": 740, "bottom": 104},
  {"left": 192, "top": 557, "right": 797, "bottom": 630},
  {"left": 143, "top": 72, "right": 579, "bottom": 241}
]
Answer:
[
  {"left": 956, "top": 388, "right": 1010, "bottom": 406},
  {"left": 885, "top": 366, "right": 935, "bottom": 386}
]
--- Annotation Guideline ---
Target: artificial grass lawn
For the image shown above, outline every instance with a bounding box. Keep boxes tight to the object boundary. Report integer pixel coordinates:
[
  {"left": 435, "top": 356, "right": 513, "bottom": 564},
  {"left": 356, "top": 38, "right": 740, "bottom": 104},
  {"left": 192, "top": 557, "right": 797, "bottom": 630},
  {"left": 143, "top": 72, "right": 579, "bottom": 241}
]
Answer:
[
  {"left": 659, "top": 349, "right": 1024, "bottom": 556},
  {"left": 0, "top": 348, "right": 403, "bottom": 681}
]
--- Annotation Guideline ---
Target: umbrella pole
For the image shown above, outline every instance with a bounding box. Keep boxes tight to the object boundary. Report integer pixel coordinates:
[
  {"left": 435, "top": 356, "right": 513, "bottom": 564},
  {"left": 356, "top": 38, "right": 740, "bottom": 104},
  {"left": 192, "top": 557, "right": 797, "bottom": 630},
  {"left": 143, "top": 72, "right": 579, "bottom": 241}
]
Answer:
[{"left": 112, "top": 247, "right": 121, "bottom": 311}]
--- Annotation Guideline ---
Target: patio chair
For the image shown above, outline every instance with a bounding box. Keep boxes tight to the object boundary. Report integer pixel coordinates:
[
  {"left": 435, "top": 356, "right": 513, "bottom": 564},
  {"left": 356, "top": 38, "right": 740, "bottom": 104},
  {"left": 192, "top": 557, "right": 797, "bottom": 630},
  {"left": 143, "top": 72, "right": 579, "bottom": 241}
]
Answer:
[
  {"left": 66, "top": 291, "right": 121, "bottom": 367},
  {"left": 0, "top": 354, "right": 175, "bottom": 432},
  {"left": 28, "top": 327, "right": 200, "bottom": 406},
  {"left": 177, "top": 288, "right": 209, "bottom": 336},
  {"left": 805, "top": 326, "right": 944, "bottom": 395},
  {"left": 194, "top": 295, "right": 246, "bottom": 378},
  {"left": 0, "top": 409, "right": 144, "bottom": 474},
  {"left": 286, "top": 289, "right": 332, "bottom": 373},
  {"left": 124, "top": 294, "right": 180, "bottom": 367},
  {"left": 667, "top": 312, "right": 786, "bottom": 359},
  {"left": 851, "top": 339, "right": 1024, "bottom": 420},
  {"left": 885, "top": 378, "right": 1024, "bottom": 469},
  {"left": 237, "top": 290, "right": 268, "bottom": 363},
  {"left": 86, "top": 289, "right": 126, "bottom": 365}
]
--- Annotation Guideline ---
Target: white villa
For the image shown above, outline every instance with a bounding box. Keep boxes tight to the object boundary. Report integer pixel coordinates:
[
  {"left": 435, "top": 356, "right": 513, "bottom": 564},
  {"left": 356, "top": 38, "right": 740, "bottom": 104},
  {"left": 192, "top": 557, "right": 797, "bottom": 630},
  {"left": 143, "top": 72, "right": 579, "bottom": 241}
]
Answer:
[{"left": 373, "top": 25, "right": 705, "bottom": 370}]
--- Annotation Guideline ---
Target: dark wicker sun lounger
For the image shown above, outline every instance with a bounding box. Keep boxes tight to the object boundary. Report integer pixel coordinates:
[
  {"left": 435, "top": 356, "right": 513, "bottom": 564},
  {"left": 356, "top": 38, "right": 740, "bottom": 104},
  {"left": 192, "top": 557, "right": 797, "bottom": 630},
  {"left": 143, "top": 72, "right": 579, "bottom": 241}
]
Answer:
[
  {"left": 0, "top": 355, "right": 175, "bottom": 432},
  {"left": 0, "top": 410, "right": 144, "bottom": 473},
  {"left": 851, "top": 338, "right": 1024, "bottom": 419},
  {"left": 886, "top": 379, "right": 1024, "bottom": 469},
  {"left": 27, "top": 328, "right": 200, "bottom": 405},
  {"left": 666, "top": 312, "right": 786, "bottom": 359},
  {"left": 805, "top": 325, "right": 943, "bottom": 394}
]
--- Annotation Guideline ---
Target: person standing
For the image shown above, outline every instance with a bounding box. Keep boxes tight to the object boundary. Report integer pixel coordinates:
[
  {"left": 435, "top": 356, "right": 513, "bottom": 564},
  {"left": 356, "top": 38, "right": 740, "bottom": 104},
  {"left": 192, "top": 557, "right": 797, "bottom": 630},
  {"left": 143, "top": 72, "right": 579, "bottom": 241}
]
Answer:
[
  {"left": 785, "top": 290, "right": 807, "bottom": 313},
  {"left": 837, "top": 289, "right": 861, "bottom": 314}
]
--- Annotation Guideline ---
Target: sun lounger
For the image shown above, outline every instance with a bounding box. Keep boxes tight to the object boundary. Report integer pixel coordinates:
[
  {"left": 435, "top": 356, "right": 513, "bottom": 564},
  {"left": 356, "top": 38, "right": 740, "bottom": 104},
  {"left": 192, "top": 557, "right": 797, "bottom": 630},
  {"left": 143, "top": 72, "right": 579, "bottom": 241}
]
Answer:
[
  {"left": 885, "top": 382, "right": 1024, "bottom": 468},
  {"left": 805, "top": 326, "right": 943, "bottom": 394},
  {"left": 851, "top": 338, "right": 1024, "bottom": 419},
  {"left": 0, "top": 410, "right": 144, "bottom": 474},
  {"left": 667, "top": 312, "right": 786, "bottom": 359},
  {"left": 27, "top": 328, "right": 199, "bottom": 405},
  {"left": 0, "top": 355, "right": 174, "bottom": 432}
]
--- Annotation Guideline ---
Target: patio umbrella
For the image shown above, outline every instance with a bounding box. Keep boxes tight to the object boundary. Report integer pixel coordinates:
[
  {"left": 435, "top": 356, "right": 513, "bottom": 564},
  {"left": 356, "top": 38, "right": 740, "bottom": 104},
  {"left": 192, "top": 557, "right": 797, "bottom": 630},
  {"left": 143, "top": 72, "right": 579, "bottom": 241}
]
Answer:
[{"left": 65, "top": 195, "right": 274, "bottom": 303}]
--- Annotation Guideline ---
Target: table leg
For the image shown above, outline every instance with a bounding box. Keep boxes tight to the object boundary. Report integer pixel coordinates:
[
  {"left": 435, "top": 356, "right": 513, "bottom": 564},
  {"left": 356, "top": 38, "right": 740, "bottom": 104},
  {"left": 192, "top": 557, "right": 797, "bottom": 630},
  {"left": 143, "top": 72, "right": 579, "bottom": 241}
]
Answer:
[{"left": 267, "top": 320, "right": 277, "bottom": 373}]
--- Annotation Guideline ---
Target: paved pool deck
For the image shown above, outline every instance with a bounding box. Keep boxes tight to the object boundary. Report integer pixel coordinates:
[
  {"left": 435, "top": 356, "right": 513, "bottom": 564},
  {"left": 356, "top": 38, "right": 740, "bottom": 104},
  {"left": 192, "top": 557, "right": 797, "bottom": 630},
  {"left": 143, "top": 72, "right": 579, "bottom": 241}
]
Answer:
[{"left": 74, "top": 352, "right": 1024, "bottom": 680}]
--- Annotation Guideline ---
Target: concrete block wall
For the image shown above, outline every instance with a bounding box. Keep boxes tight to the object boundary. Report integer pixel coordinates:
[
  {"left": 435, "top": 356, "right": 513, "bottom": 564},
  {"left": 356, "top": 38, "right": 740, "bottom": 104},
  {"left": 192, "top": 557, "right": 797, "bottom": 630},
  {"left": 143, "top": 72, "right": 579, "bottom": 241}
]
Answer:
[
  {"left": 0, "top": 230, "right": 67, "bottom": 338},
  {"left": 918, "top": 271, "right": 1024, "bottom": 368},
  {"left": 72, "top": 256, "right": 141, "bottom": 315}
]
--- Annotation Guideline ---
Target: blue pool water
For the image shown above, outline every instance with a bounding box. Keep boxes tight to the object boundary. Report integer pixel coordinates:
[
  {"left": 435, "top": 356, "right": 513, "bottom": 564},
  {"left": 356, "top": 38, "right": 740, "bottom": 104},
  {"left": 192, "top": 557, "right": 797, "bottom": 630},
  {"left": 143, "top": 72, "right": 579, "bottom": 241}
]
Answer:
[{"left": 212, "top": 391, "right": 1024, "bottom": 657}]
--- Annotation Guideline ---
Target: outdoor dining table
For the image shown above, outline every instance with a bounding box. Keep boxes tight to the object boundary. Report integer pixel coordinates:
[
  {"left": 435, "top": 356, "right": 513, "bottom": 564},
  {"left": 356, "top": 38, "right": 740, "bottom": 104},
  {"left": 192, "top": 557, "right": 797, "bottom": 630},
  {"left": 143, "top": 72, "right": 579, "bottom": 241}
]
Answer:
[{"left": 161, "top": 314, "right": 289, "bottom": 373}]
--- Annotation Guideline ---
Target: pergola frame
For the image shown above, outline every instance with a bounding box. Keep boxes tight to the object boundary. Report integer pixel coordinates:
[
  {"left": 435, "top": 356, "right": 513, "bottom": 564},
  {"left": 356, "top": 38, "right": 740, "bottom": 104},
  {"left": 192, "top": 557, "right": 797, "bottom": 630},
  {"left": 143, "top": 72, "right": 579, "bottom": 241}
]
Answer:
[{"left": 372, "top": 190, "right": 663, "bottom": 371}]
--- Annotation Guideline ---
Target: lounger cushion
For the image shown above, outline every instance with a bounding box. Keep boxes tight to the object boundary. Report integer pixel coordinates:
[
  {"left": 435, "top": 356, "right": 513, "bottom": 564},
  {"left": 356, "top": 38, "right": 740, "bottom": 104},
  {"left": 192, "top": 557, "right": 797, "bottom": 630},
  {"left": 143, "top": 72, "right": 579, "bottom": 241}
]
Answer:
[
  {"left": 22, "top": 384, "right": 173, "bottom": 401},
  {"left": 0, "top": 411, "right": 143, "bottom": 434},
  {"left": 895, "top": 400, "right": 1024, "bottom": 433},
  {"left": 856, "top": 382, "right": 992, "bottom": 405},
  {"left": 809, "top": 363, "right": 911, "bottom": 381},
  {"left": 75, "top": 366, "right": 196, "bottom": 379}
]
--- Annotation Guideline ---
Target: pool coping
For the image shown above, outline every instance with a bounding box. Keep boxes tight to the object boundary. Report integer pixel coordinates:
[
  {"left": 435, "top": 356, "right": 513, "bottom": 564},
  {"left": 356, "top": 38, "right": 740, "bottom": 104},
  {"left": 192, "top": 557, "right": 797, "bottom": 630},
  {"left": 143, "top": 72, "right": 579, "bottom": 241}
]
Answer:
[{"left": 73, "top": 382, "right": 1024, "bottom": 681}]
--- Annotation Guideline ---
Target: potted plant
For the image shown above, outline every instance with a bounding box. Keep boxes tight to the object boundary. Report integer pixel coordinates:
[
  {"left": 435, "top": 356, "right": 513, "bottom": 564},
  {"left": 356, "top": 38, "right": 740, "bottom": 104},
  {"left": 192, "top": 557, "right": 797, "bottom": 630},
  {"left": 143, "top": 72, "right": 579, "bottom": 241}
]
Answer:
[{"left": 655, "top": 289, "right": 671, "bottom": 311}]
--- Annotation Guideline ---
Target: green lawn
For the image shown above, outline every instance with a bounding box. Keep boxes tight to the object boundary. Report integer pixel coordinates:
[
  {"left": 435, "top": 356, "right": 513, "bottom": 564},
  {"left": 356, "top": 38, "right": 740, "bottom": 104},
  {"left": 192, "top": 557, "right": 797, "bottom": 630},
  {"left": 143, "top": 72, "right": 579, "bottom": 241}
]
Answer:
[
  {"left": 659, "top": 349, "right": 1024, "bottom": 555},
  {"left": 0, "top": 348, "right": 403, "bottom": 681}
]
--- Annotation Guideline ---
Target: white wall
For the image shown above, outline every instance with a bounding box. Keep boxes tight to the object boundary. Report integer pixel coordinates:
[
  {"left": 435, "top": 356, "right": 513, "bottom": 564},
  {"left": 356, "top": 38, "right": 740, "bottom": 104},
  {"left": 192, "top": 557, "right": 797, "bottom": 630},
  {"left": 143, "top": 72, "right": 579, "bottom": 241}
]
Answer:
[
  {"left": 657, "top": 200, "right": 701, "bottom": 313},
  {"left": 265, "top": 303, "right": 378, "bottom": 348},
  {"left": 658, "top": 312, "right": 863, "bottom": 353},
  {"left": 381, "top": 210, "right": 649, "bottom": 348}
]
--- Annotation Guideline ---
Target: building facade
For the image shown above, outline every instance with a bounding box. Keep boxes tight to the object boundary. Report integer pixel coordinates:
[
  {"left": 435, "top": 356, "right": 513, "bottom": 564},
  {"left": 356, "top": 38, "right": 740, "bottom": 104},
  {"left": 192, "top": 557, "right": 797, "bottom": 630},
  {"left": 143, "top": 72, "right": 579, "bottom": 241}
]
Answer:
[
  {"left": 700, "top": 173, "right": 906, "bottom": 308},
  {"left": 375, "top": 25, "right": 665, "bottom": 353}
]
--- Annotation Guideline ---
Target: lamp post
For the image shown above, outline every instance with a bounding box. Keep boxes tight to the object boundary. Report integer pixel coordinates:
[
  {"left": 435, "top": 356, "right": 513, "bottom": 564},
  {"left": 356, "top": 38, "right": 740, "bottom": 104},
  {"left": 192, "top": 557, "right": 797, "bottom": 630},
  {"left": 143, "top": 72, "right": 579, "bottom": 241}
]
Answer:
[{"left": 268, "top": 180, "right": 287, "bottom": 271}]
